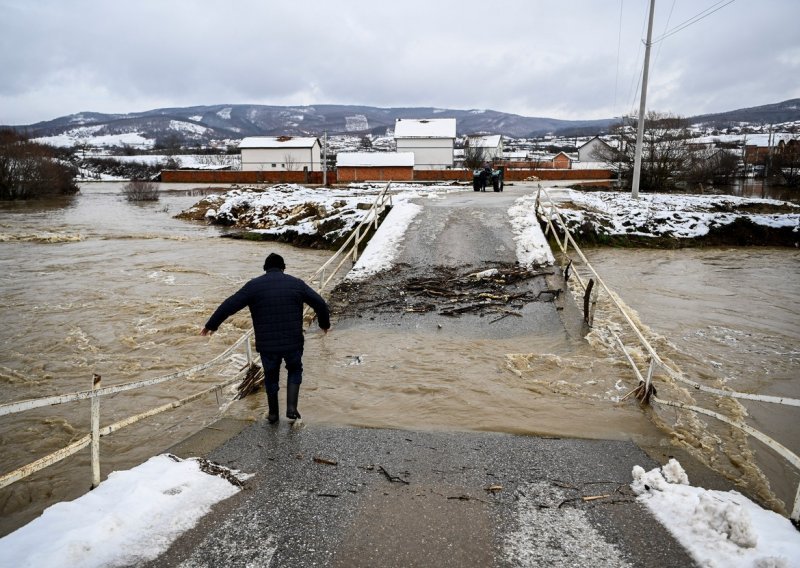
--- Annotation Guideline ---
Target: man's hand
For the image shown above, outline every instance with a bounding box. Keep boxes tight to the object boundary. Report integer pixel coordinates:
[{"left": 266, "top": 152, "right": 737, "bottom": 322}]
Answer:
[
  {"left": 200, "top": 327, "right": 214, "bottom": 336},
  {"left": 322, "top": 326, "right": 331, "bottom": 335}
]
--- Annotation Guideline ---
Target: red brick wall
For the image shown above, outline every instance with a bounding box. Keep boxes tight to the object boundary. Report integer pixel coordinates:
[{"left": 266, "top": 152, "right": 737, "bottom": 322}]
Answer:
[
  {"left": 504, "top": 169, "right": 610, "bottom": 181},
  {"left": 413, "top": 169, "right": 474, "bottom": 182},
  {"left": 160, "top": 167, "right": 610, "bottom": 184},
  {"left": 160, "top": 170, "right": 333, "bottom": 184},
  {"left": 336, "top": 166, "right": 414, "bottom": 182}
]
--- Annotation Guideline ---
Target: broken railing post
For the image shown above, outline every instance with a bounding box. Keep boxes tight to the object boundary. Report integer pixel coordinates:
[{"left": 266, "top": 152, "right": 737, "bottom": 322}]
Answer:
[{"left": 583, "top": 278, "right": 595, "bottom": 325}]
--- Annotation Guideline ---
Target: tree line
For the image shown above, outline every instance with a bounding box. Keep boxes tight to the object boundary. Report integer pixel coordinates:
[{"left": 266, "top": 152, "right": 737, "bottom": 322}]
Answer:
[{"left": 0, "top": 129, "right": 79, "bottom": 199}]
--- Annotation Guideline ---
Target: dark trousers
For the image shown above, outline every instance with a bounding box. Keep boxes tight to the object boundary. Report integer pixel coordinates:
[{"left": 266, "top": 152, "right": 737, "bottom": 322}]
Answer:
[{"left": 260, "top": 348, "right": 303, "bottom": 395}]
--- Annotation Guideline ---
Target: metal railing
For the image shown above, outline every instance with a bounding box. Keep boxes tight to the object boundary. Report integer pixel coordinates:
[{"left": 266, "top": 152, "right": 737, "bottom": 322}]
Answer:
[
  {"left": 306, "top": 181, "right": 393, "bottom": 296},
  {"left": 534, "top": 184, "right": 800, "bottom": 522},
  {"left": 0, "top": 181, "right": 395, "bottom": 492}
]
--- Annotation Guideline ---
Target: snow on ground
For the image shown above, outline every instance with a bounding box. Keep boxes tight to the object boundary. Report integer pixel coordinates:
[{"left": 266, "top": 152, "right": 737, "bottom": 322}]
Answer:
[
  {"left": 192, "top": 184, "right": 382, "bottom": 245},
  {"left": 34, "top": 131, "right": 154, "bottom": 149},
  {"left": 344, "top": 183, "right": 467, "bottom": 280},
  {"left": 632, "top": 460, "right": 800, "bottom": 568},
  {"left": 508, "top": 194, "right": 556, "bottom": 266},
  {"left": 346, "top": 198, "right": 423, "bottom": 280},
  {"left": 1, "top": 452, "right": 796, "bottom": 567},
  {"left": 550, "top": 189, "right": 799, "bottom": 238},
  {"left": 0, "top": 455, "right": 250, "bottom": 568}
]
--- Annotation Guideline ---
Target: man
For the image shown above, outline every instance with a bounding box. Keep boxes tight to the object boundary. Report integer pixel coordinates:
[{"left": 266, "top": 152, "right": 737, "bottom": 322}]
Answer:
[{"left": 201, "top": 252, "right": 330, "bottom": 424}]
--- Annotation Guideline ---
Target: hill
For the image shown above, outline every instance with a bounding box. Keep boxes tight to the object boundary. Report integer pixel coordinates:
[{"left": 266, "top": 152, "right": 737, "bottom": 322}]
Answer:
[
  {"left": 7, "top": 104, "right": 614, "bottom": 144},
  {"left": 6, "top": 99, "right": 799, "bottom": 147}
]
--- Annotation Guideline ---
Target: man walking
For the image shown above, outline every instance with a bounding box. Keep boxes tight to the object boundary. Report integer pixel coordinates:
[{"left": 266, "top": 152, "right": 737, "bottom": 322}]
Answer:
[{"left": 201, "top": 253, "right": 330, "bottom": 424}]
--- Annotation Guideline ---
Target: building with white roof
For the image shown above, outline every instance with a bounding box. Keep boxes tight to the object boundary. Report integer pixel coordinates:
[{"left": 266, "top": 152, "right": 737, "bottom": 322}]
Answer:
[
  {"left": 466, "top": 134, "right": 504, "bottom": 161},
  {"left": 239, "top": 136, "right": 322, "bottom": 172},
  {"left": 394, "top": 118, "right": 457, "bottom": 170}
]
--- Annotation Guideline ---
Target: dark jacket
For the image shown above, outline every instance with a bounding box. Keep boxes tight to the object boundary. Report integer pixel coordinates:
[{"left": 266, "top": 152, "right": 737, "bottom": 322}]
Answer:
[{"left": 205, "top": 268, "right": 330, "bottom": 354}]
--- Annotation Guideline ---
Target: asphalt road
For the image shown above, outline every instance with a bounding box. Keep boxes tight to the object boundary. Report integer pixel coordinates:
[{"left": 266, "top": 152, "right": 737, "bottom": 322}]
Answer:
[
  {"left": 147, "top": 420, "right": 700, "bottom": 568},
  {"left": 141, "top": 186, "right": 729, "bottom": 567}
]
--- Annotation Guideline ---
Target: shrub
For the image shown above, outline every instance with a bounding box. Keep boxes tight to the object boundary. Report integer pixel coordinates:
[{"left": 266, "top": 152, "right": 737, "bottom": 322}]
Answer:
[{"left": 122, "top": 179, "right": 160, "bottom": 202}]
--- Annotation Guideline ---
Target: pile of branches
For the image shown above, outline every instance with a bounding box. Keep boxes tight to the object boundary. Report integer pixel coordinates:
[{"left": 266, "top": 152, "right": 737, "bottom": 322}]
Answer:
[{"left": 334, "top": 264, "right": 560, "bottom": 322}]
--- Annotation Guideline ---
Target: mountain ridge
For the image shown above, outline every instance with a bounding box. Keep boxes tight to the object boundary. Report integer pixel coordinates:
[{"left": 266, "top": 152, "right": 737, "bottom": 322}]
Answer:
[{"left": 7, "top": 99, "right": 799, "bottom": 144}]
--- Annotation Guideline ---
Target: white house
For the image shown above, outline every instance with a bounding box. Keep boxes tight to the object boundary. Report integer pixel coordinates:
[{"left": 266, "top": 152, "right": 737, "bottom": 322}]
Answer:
[
  {"left": 466, "top": 134, "right": 504, "bottom": 162},
  {"left": 394, "top": 118, "right": 457, "bottom": 170},
  {"left": 239, "top": 136, "right": 322, "bottom": 172},
  {"left": 577, "top": 136, "right": 613, "bottom": 162}
]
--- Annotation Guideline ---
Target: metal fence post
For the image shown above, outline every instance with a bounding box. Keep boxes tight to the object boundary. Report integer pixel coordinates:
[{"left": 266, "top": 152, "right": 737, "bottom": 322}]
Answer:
[
  {"left": 645, "top": 358, "right": 657, "bottom": 391},
  {"left": 91, "top": 374, "right": 101, "bottom": 489}
]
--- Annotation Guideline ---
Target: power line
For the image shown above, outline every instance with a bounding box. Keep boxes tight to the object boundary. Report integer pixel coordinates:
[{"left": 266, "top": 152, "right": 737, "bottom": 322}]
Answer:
[
  {"left": 613, "top": 0, "right": 624, "bottom": 116},
  {"left": 626, "top": 4, "right": 651, "bottom": 115},
  {"left": 653, "top": 0, "right": 676, "bottom": 69},
  {"left": 653, "top": 0, "right": 736, "bottom": 43}
]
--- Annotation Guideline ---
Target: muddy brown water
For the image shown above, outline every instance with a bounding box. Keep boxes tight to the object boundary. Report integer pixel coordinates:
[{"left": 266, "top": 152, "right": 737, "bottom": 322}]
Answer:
[{"left": 1, "top": 182, "right": 798, "bottom": 535}]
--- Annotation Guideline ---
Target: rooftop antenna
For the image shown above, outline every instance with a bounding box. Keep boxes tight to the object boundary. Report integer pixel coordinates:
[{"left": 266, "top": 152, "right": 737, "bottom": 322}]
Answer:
[{"left": 631, "top": 0, "right": 656, "bottom": 199}]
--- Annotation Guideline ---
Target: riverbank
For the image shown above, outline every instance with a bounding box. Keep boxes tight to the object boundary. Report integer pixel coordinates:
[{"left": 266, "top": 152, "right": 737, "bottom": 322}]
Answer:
[
  {"left": 177, "top": 183, "right": 800, "bottom": 249},
  {"left": 547, "top": 189, "right": 800, "bottom": 247}
]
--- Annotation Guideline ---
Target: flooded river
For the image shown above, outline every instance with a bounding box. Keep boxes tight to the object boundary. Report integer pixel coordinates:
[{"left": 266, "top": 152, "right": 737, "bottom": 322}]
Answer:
[{"left": 1, "top": 182, "right": 798, "bottom": 535}]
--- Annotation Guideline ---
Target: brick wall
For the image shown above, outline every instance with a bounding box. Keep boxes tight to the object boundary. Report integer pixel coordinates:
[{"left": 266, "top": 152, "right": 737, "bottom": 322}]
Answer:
[
  {"left": 336, "top": 166, "right": 414, "bottom": 182},
  {"left": 160, "top": 170, "right": 334, "bottom": 184},
  {"left": 159, "top": 167, "right": 611, "bottom": 184}
]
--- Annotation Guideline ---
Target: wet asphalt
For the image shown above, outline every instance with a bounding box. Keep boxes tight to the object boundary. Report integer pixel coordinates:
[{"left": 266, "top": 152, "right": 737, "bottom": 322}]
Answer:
[
  {"left": 148, "top": 419, "right": 699, "bottom": 568},
  {"left": 142, "top": 187, "right": 725, "bottom": 567}
]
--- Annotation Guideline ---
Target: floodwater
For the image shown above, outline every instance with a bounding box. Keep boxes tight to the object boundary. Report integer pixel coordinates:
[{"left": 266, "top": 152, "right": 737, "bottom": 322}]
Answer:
[{"left": 1, "top": 182, "right": 798, "bottom": 535}]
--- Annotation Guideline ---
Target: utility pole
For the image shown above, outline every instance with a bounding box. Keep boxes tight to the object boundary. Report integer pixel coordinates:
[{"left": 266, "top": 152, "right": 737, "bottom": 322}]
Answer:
[
  {"left": 322, "top": 131, "right": 327, "bottom": 186},
  {"left": 631, "top": 0, "right": 656, "bottom": 199}
]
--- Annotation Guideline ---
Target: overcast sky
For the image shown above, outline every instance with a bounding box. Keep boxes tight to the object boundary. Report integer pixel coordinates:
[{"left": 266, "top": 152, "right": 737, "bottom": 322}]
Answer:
[{"left": 1, "top": 0, "right": 798, "bottom": 126}]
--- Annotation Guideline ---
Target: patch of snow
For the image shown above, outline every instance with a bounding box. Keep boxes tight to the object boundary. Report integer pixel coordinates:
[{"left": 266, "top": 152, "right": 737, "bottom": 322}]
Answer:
[
  {"left": 508, "top": 195, "right": 555, "bottom": 266},
  {"left": 0, "top": 455, "right": 250, "bottom": 568},
  {"left": 216, "top": 107, "right": 232, "bottom": 120},
  {"left": 345, "top": 115, "right": 369, "bottom": 132},
  {"left": 346, "top": 198, "right": 423, "bottom": 280},
  {"left": 552, "top": 190, "right": 799, "bottom": 238},
  {"left": 632, "top": 460, "right": 800, "bottom": 567},
  {"left": 169, "top": 120, "right": 209, "bottom": 134}
]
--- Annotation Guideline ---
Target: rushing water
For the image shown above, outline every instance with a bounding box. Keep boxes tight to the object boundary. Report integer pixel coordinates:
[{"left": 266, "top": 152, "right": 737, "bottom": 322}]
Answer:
[{"left": 1, "top": 182, "right": 798, "bottom": 535}]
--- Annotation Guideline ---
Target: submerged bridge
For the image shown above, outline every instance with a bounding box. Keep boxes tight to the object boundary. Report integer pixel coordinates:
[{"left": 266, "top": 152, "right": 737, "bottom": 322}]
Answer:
[{"left": 2, "top": 182, "right": 799, "bottom": 566}]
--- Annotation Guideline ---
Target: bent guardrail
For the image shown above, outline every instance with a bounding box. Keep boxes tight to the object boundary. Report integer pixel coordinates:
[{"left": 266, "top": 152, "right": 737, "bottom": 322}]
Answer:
[{"left": 535, "top": 184, "right": 800, "bottom": 523}]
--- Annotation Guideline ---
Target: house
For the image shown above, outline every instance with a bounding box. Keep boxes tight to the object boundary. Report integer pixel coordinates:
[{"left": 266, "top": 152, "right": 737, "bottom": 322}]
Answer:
[
  {"left": 577, "top": 136, "right": 613, "bottom": 162},
  {"left": 239, "top": 136, "right": 322, "bottom": 172},
  {"left": 336, "top": 152, "right": 415, "bottom": 182},
  {"left": 394, "top": 118, "right": 457, "bottom": 170},
  {"left": 465, "top": 134, "right": 504, "bottom": 162},
  {"left": 552, "top": 151, "right": 572, "bottom": 169}
]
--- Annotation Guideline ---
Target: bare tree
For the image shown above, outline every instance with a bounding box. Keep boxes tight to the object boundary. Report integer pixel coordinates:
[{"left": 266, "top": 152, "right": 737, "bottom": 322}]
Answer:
[
  {"left": 592, "top": 112, "right": 692, "bottom": 192},
  {"left": 283, "top": 153, "right": 298, "bottom": 171},
  {"left": 684, "top": 147, "right": 739, "bottom": 185},
  {"left": 463, "top": 144, "right": 487, "bottom": 170},
  {"left": 0, "top": 129, "right": 78, "bottom": 199},
  {"left": 774, "top": 136, "right": 800, "bottom": 187}
]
